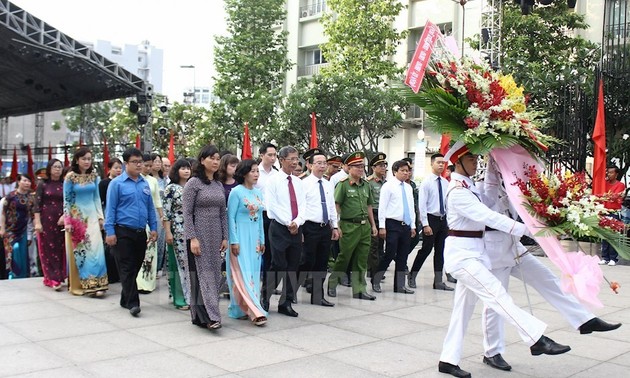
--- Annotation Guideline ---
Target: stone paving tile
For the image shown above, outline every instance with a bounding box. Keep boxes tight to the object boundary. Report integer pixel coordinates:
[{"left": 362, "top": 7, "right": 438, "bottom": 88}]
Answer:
[
  {"left": 8, "top": 366, "right": 96, "bottom": 378},
  {"left": 323, "top": 339, "right": 440, "bottom": 377},
  {"left": 179, "top": 336, "right": 309, "bottom": 372},
  {"left": 128, "top": 320, "right": 249, "bottom": 349},
  {"left": 80, "top": 349, "right": 228, "bottom": 377},
  {"left": 4, "top": 314, "right": 117, "bottom": 341},
  {"left": 88, "top": 304, "right": 189, "bottom": 330},
  {"left": 382, "top": 304, "right": 458, "bottom": 327},
  {"left": 238, "top": 355, "right": 384, "bottom": 378},
  {"left": 0, "top": 324, "right": 29, "bottom": 347},
  {"left": 257, "top": 323, "right": 377, "bottom": 354},
  {"left": 0, "top": 289, "right": 47, "bottom": 306},
  {"left": 0, "top": 300, "right": 77, "bottom": 323},
  {"left": 36, "top": 330, "right": 167, "bottom": 364},
  {"left": 0, "top": 343, "right": 70, "bottom": 377},
  {"left": 328, "top": 313, "right": 431, "bottom": 339},
  {"left": 0, "top": 257, "right": 628, "bottom": 377}
]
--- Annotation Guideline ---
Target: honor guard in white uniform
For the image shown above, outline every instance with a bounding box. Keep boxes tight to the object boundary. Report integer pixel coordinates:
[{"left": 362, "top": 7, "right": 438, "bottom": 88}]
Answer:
[
  {"left": 438, "top": 142, "right": 571, "bottom": 378},
  {"left": 478, "top": 157, "right": 622, "bottom": 372}
]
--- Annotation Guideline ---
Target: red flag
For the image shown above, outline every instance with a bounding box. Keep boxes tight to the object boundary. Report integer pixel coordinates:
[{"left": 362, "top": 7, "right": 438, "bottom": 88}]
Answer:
[
  {"left": 10, "top": 147, "right": 18, "bottom": 182},
  {"left": 48, "top": 142, "right": 52, "bottom": 161},
  {"left": 168, "top": 131, "right": 176, "bottom": 163},
  {"left": 439, "top": 133, "right": 451, "bottom": 178},
  {"left": 135, "top": 134, "right": 141, "bottom": 149},
  {"left": 592, "top": 80, "right": 607, "bottom": 195},
  {"left": 26, "top": 145, "right": 35, "bottom": 189},
  {"left": 103, "top": 138, "right": 110, "bottom": 176},
  {"left": 64, "top": 148, "right": 70, "bottom": 167},
  {"left": 310, "top": 112, "right": 318, "bottom": 148},
  {"left": 241, "top": 122, "right": 253, "bottom": 160}
]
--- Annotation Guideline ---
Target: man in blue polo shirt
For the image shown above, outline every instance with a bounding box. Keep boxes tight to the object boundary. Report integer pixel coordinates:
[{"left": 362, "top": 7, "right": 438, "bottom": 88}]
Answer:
[{"left": 105, "top": 147, "right": 158, "bottom": 317}]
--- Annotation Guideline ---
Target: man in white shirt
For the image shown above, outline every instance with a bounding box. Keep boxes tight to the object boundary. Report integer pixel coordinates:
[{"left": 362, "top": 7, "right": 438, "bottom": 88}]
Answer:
[
  {"left": 329, "top": 153, "right": 350, "bottom": 188},
  {"left": 255, "top": 143, "right": 278, "bottom": 297},
  {"left": 372, "top": 160, "right": 416, "bottom": 294},
  {"left": 409, "top": 153, "right": 454, "bottom": 291},
  {"left": 297, "top": 148, "right": 340, "bottom": 307},
  {"left": 438, "top": 142, "right": 571, "bottom": 378},
  {"left": 262, "top": 145, "right": 306, "bottom": 317}
]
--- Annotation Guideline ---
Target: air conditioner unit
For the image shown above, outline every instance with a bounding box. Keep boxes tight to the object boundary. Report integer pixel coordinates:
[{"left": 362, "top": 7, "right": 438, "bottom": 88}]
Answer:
[{"left": 301, "top": 10, "right": 309, "bottom": 18}]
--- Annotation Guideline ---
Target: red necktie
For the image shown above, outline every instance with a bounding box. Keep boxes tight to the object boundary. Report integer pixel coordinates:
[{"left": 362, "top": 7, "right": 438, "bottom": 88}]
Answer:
[{"left": 288, "top": 175, "right": 298, "bottom": 219}]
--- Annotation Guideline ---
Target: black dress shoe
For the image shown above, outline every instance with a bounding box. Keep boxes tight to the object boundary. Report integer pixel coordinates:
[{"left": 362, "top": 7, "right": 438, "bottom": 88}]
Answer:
[
  {"left": 446, "top": 273, "right": 457, "bottom": 283},
  {"left": 278, "top": 303, "right": 299, "bottom": 317},
  {"left": 483, "top": 354, "right": 512, "bottom": 371},
  {"left": 372, "top": 282, "right": 382, "bottom": 293},
  {"left": 129, "top": 306, "right": 141, "bottom": 317},
  {"left": 327, "top": 286, "right": 337, "bottom": 297},
  {"left": 317, "top": 298, "right": 335, "bottom": 307},
  {"left": 433, "top": 282, "right": 455, "bottom": 291},
  {"left": 579, "top": 317, "right": 622, "bottom": 334},
  {"left": 273, "top": 289, "right": 282, "bottom": 295},
  {"left": 261, "top": 298, "right": 270, "bottom": 312},
  {"left": 530, "top": 335, "right": 571, "bottom": 356},
  {"left": 438, "top": 361, "right": 471, "bottom": 378},
  {"left": 407, "top": 276, "right": 417, "bottom": 289},
  {"left": 305, "top": 285, "right": 313, "bottom": 294},
  {"left": 394, "top": 287, "right": 415, "bottom": 294},
  {"left": 353, "top": 292, "right": 376, "bottom": 300}
]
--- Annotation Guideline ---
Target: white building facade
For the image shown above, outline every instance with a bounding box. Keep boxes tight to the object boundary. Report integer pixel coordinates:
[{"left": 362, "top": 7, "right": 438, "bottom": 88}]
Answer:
[{"left": 280, "top": 0, "right": 606, "bottom": 176}]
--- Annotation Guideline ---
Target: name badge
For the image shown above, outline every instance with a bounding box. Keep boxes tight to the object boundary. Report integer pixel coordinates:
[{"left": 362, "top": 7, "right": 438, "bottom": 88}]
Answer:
[
  {"left": 143, "top": 187, "right": 151, "bottom": 196},
  {"left": 348, "top": 189, "right": 356, "bottom": 193}
]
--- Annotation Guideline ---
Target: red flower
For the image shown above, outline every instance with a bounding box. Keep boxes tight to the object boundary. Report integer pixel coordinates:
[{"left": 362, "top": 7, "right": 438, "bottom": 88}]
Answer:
[{"left": 464, "top": 117, "right": 479, "bottom": 129}]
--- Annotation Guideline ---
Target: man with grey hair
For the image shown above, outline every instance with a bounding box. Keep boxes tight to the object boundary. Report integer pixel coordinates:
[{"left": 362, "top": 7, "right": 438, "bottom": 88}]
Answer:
[{"left": 262, "top": 146, "right": 306, "bottom": 317}]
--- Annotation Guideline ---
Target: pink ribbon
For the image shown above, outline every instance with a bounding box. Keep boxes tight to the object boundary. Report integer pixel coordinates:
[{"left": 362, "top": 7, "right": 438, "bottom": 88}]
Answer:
[{"left": 491, "top": 145, "right": 604, "bottom": 309}]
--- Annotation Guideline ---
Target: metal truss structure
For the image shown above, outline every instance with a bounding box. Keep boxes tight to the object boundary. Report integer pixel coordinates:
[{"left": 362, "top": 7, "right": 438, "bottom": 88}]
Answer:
[
  {"left": 0, "top": 0, "right": 147, "bottom": 117},
  {"left": 479, "top": 0, "right": 502, "bottom": 69}
]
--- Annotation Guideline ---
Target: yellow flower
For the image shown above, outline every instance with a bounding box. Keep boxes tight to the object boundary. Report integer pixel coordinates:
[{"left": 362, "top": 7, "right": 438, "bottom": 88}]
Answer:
[
  {"left": 511, "top": 102, "right": 526, "bottom": 113},
  {"left": 499, "top": 74, "right": 525, "bottom": 98}
]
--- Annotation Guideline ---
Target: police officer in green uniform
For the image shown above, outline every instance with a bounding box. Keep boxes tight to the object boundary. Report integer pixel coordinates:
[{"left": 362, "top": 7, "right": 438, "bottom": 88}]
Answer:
[
  {"left": 366, "top": 153, "right": 387, "bottom": 279},
  {"left": 327, "top": 151, "right": 378, "bottom": 300}
]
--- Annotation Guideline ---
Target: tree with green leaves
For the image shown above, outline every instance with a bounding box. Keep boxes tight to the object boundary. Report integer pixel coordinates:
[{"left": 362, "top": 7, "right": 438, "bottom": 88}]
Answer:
[
  {"left": 501, "top": 2, "right": 599, "bottom": 111},
  {"left": 61, "top": 98, "right": 212, "bottom": 159},
  {"left": 211, "top": 0, "right": 291, "bottom": 146},
  {"left": 278, "top": 74, "right": 406, "bottom": 154},
  {"left": 321, "top": 0, "right": 407, "bottom": 83}
]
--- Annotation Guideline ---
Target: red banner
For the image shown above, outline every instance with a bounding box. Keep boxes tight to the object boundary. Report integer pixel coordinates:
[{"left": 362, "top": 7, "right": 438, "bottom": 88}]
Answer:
[{"left": 404, "top": 20, "right": 442, "bottom": 93}]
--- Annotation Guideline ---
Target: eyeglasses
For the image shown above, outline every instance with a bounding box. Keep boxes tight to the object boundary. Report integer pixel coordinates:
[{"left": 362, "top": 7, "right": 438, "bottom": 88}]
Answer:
[
  {"left": 283, "top": 157, "right": 299, "bottom": 162},
  {"left": 128, "top": 160, "right": 144, "bottom": 165}
]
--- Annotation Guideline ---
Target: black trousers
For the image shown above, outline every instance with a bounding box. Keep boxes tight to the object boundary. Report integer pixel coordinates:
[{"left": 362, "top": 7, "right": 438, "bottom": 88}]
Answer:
[
  {"left": 101, "top": 230, "right": 119, "bottom": 283},
  {"left": 375, "top": 219, "right": 411, "bottom": 289},
  {"left": 411, "top": 214, "right": 447, "bottom": 274},
  {"left": 298, "top": 221, "right": 332, "bottom": 303},
  {"left": 368, "top": 209, "right": 385, "bottom": 277},
  {"left": 263, "top": 220, "right": 302, "bottom": 305},
  {"left": 261, "top": 212, "right": 272, "bottom": 288},
  {"left": 112, "top": 225, "right": 147, "bottom": 309}
]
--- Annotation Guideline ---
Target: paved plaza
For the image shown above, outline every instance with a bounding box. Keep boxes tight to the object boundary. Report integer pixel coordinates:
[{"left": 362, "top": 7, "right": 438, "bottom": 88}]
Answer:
[{"left": 0, "top": 256, "right": 628, "bottom": 378}]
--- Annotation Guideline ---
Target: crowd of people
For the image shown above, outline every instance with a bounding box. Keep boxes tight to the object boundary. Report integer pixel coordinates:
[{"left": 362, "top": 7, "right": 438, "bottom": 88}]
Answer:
[{"left": 0, "top": 141, "right": 627, "bottom": 377}]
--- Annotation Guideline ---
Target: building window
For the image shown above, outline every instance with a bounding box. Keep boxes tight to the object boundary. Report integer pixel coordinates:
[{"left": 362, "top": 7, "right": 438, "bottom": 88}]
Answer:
[
  {"left": 305, "top": 48, "right": 326, "bottom": 66},
  {"left": 300, "top": 0, "right": 327, "bottom": 18},
  {"left": 407, "top": 23, "right": 452, "bottom": 62}
]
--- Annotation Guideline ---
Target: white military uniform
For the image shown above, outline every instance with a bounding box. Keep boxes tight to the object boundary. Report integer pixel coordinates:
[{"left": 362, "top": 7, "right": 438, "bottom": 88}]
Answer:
[
  {"left": 439, "top": 172, "right": 547, "bottom": 366},
  {"left": 480, "top": 162, "right": 594, "bottom": 358}
]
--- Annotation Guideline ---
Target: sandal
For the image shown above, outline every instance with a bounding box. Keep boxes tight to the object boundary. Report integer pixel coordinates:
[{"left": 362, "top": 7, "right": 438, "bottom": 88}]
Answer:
[
  {"left": 177, "top": 305, "right": 190, "bottom": 311},
  {"left": 207, "top": 321, "right": 222, "bottom": 330},
  {"left": 253, "top": 316, "right": 267, "bottom": 326}
]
